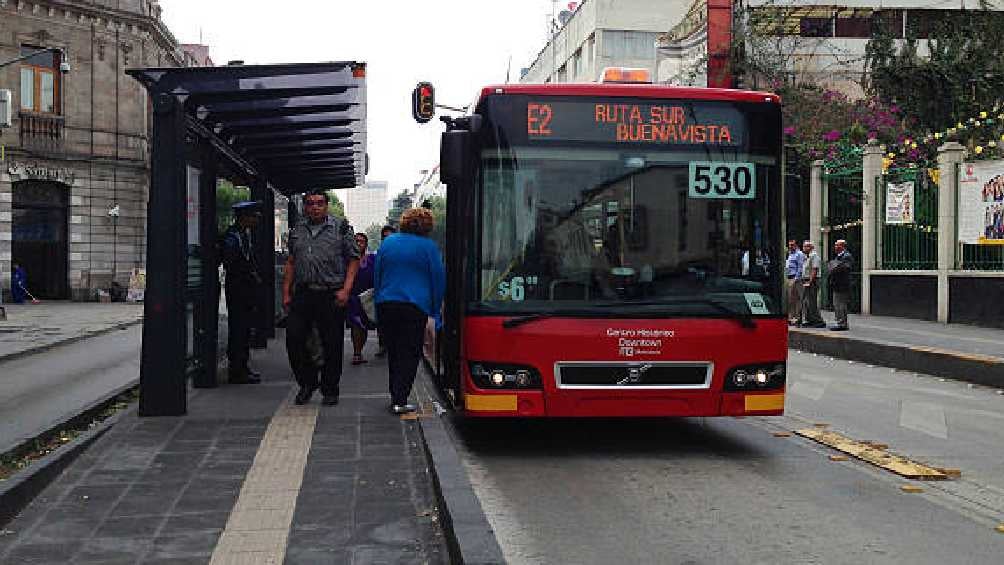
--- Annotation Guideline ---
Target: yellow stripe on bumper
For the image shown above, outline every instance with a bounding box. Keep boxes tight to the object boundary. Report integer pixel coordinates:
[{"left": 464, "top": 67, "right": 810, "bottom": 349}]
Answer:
[
  {"left": 465, "top": 394, "right": 517, "bottom": 412},
  {"left": 745, "top": 394, "right": 785, "bottom": 412}
]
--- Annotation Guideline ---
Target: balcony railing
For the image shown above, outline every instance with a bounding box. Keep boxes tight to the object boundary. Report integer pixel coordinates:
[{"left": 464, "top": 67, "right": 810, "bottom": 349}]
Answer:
[{"left": 19, "top": 111, "right": 65, "bottom": 152}]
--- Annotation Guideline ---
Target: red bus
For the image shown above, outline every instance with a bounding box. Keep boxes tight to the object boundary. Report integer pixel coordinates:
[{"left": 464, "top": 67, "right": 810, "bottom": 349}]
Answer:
[{"left": 425, "top": 75, "right": 786, "bottom": 418}]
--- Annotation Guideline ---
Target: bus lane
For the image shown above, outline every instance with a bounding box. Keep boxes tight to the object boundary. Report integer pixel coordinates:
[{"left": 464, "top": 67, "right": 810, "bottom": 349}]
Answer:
[{"left": 438, "top": 352, "right": 1004, "bottom": 564}]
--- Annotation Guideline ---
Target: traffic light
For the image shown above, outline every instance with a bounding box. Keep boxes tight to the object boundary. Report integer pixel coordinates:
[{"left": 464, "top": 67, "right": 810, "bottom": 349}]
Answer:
[{"left": 412, "top": 81, "right": 435, "bottom": 123}]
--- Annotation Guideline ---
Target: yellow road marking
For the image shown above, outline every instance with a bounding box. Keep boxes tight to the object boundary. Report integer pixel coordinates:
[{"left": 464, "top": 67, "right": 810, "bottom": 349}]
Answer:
[
  {"left": 466, "top": 394, "right": 517, "bottom": 412},
  {"left": 796, "top": 428, "right": 954, "bottom": 481},
  {"left": 901, "top": 484, "right": 925, "bottom": 493},
  {"left": 996, "top": 524, "right": 1004, "bottom": 534},
  {"left": 829, "top": 455, "right": 848, "bottom": 462}
]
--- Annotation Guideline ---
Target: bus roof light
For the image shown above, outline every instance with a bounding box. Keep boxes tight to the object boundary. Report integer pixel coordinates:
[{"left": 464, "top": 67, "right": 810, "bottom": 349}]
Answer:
[{"left": 600, "top": 67, "right": 651, "bottom": 84}]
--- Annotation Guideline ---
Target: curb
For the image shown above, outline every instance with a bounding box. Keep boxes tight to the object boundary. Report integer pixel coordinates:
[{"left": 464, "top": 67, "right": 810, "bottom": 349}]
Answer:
[
  {"left": 415, "top": 372, "right": 506, "bottom": 565},
  {"left": 0, "top": 318, "right": 144, "bottom": 364},
  {"left": 0, "top": 396, "right": 136, "bottom": 527},
  {"left": 0, "top": 379, "right": 139, "bottom": 457},
  {"left": 789, "top": 329, "right": 1004, "bottom": 387}
]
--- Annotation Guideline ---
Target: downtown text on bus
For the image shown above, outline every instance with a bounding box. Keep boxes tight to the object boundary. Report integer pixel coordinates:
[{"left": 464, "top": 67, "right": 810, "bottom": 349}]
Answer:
[{"left": 423, "top": 72, "right": 786, "bottom": 418}]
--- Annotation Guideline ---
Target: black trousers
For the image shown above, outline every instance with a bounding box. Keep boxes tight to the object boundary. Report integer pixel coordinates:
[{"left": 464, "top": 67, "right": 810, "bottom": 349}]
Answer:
[
  {"left": 225, "top": 284, "right": 253, "bottom": 376},
  {"left": 286, "top": 288, "right": 346, "bottom": 397},
  {"left": 378, "top": 302, "right": 427, "bottom": 405}
]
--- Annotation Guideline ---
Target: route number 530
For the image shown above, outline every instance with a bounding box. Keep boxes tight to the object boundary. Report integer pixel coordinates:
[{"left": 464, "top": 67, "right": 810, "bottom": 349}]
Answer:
[{"left": 688, "top": 162, "right": 756, "bottom": 199}]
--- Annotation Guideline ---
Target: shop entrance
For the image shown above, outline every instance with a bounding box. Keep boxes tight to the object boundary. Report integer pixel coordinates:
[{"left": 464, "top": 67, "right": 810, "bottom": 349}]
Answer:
[{"left": 12, "top": 180, "right": 69, "bottom": 299}]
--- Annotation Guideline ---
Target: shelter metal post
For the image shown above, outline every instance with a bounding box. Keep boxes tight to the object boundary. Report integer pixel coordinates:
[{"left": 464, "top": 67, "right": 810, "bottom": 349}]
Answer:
[
  {"left": 251, "top": 178, "right": 273, "bottom": 346},
  {"left": 262, "top": 188, "right": 276, "bottom": 339},
  {"left": 194, "top": 140, "right": 220, "bottom": 388},
  {"left": 140, "top": 94, "right": 188, "bottom": 416}
]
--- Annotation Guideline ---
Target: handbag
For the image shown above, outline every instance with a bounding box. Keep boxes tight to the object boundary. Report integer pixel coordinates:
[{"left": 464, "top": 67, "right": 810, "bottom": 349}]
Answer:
[{"left": 359, "top": 288, "right": 377, "bottom": 323}]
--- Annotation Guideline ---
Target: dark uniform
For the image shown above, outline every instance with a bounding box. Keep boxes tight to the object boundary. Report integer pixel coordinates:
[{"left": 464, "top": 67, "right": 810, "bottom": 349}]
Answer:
[
  {"left": 222, "top": 201, "right": 263, "bottom": 384},
  {"left": 286, "top": 215, "right": 359, "bottom": 403}
]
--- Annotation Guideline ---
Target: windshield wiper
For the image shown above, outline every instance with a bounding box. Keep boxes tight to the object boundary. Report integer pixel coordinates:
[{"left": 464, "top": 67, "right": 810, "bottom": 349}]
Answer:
[
  {"left": 594, "top": 298, "right": 757, "bottom": 328},
  {"left": 502, "top": 313, "right": 555, "bottom": 329}
]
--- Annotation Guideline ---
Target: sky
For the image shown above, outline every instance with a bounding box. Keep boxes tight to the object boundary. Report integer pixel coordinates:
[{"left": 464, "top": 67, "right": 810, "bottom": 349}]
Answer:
[{"left": 159, "top": 0, "right": 569, "bottom": 196}]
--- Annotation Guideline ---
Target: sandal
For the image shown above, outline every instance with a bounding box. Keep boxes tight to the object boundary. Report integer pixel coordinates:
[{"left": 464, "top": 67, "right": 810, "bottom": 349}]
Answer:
[{"left": 351, "top": 354, "right": 366, "bottom": 365}]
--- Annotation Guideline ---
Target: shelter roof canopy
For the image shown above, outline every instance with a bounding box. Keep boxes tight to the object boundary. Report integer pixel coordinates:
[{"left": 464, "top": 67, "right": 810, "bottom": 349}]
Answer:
[{"left": 127, "top": 61, "right": 367, "bottom": 194}]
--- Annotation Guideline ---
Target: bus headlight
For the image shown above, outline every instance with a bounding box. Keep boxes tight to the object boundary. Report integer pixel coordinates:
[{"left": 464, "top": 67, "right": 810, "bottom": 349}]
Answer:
[
  {"left": 725, "top": 363, "right": 785, "bottom": 391},
  {"left": 469, "top": 363, "right": 543, "bottom": 389},
  {"left": 490, "top": 370, "right": 506, "bottom": 387},
  {"left": 732, "top": 370, "right": 749, "bottom": 387}
]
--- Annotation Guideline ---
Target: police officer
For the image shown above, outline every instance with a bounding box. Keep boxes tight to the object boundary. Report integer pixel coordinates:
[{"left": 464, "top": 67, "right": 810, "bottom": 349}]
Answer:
[
  {"left": 282, "top": 191, "right": 360, "bottom": 405},
  {"left": 222, "top": 200, "right": 264, "bottom": 384}
]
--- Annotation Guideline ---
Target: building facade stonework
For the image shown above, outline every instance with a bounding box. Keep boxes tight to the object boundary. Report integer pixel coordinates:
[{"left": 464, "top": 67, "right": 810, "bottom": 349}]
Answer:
[{"left": 0, "top": 0, "right": 202, "bottom": 300}]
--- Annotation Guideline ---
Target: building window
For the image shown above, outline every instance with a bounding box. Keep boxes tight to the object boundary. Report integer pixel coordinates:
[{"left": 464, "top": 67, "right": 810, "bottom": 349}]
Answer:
[
  {"left": 601, "top": 30, "right": 658, "bottom": 60},
  {"left": 574, "top": 48, "right": 585, "bottom": 79},
  {"left": 873, "top": 10, "right": 904, "bottom": 39},
  {"left": 19, "top": 46, "right": 61, "bottom": 114},
  {"left": 835, "top": 9, "right": 872, "bottom": 38},
  {"left": 800, "top": 15, "right": 833, "bottom": 38}
]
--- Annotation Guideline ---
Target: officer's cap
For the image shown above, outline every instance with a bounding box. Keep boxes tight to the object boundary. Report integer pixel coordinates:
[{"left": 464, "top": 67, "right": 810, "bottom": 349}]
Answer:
[{"left": 232, "top": 200, "right": 262, "bottom": 216}]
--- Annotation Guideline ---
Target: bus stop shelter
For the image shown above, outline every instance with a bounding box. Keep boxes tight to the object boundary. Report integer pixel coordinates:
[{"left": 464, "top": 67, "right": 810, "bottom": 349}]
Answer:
[{"left": 127, "top": 62, "right": 367, "bottom": 416}]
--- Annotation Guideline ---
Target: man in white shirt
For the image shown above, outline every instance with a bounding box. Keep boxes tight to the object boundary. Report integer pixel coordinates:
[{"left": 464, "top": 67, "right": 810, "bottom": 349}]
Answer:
[{"left": 800, "top": 241, "right": 825, "bottom": 328}]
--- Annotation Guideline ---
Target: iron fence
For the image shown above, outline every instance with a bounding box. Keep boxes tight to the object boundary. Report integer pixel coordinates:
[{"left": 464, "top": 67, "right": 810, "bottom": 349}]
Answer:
[
  {"left": 878, "top": 169, "right": 938, "bottom": 270},
  {"left": 822, "top": 170, "right": 863, "bottom": 312}
]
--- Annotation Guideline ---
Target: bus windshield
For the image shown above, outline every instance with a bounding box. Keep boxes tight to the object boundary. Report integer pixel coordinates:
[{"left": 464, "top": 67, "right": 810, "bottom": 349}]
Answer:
[{"left": 471, "top": 94, "right": 783, "bottom": 319}]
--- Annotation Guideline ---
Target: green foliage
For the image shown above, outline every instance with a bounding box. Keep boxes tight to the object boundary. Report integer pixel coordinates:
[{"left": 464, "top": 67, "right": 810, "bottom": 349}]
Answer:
[
  {"left": 425, "top": 195, "right": 447, "bottom": 252},
  {"left": 326, "top": 190, "right": 346, "bottom": 218},
  {"left": 866, "top": 4, "right": 1004, "bottom": 135},
  {"left": 386, "top": 190, "right": 414, "bottom": 228},
  {"left": 216, "top": 180, "right": 250, "bottom": 235},
  {"left": 365, "top": 223, "right": 384, "bottom": 251}
]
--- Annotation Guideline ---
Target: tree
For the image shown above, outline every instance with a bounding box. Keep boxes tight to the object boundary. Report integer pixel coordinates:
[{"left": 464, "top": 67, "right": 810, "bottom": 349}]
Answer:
[
  {"left": 386, "top": 190, "right": 414, "bottom": 228},
  {"left": 216, "top": 180, "right": 250, "bottom": 235},
  {"left": 326, "top": 190, "right": 346, "bottom": 219},
  {"left": 365, "top": 223, "right": 384, "bottom": 251},
  {"left": 866, "top": 3, "right": 1004, "bottom": 136},
  {"left": 425, "top": 195, "right": 447, "bottom": 252}
]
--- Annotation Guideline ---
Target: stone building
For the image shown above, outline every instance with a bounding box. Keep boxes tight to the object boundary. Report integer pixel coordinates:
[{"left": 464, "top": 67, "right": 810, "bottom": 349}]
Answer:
[{"left": 0, "top": 0, "right": 204, "bottom": 300}]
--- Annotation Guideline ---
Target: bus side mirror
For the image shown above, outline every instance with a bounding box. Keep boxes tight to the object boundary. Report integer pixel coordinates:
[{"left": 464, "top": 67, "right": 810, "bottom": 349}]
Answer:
[{"left": 440, "top": 130, "right": 470, "bottom": 186}]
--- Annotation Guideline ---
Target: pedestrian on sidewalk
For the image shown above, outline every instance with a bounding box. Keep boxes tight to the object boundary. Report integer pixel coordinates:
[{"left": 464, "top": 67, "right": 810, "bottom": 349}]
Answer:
[
  {"left": 282, "top": 191, "right": 360, "bottom": 406},
  {"left": 11, "top": 263, "right": 28, "bottom": 304},
  {"left": 784, "top": 240, "right": 805, "bottom": 325},
  {"left": 374, "top": 208, "right": 445, "bottom": 414},
  {"left": 347, "top": 232, "right": 377, "bottom": 365},
  {"left": 828, "top": 239, "right": 853, "bottom": 331},
  {"left": 801, "top": 241, "right": 826, "bottom": 328},
  {"left": 222, "top": 201, "right": 265, "bottom": 384},
  {"left": 374, "top": 224, "right": 396, "bottom": 358}
]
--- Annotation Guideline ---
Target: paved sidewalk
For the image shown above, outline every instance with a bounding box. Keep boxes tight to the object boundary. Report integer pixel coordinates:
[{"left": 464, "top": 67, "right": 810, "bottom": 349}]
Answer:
[
  {"left": 0, "top": 333, "right": 448, "bottom": 564},
  {"left": 790, "top": 313, "right": 1004, "bottom": 387},
  {"left": 0, "top": 302, "right": 144, "bottom": 361}
]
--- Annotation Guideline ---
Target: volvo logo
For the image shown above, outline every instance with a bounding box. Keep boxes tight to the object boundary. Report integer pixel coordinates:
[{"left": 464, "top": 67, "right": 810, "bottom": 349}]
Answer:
[{"left": 616, "top": 364, "right": 652, "bottom": 385}]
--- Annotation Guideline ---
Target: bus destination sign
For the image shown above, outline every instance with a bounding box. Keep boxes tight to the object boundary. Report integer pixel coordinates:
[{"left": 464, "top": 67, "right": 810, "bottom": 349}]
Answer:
[{"left": 525, "top": 100, "right": 744, "bottom": 146}]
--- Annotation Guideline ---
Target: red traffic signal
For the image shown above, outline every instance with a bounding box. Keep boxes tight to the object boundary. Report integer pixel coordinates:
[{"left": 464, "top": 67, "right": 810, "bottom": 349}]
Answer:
[{"left": 412, "top": 81, "right": 435, "bottom": 123}]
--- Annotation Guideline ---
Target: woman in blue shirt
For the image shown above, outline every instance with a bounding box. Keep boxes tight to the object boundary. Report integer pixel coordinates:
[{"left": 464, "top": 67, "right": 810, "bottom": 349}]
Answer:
[{"left": 374, "top": 208, "right": 445, "bottom": 414}]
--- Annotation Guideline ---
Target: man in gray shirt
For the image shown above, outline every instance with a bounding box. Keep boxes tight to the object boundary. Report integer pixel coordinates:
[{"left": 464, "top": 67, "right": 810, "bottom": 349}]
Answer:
[
  {"left": 800, "top": 240, "right": 826, "bottom": 328},
  {"left": 282, "top": 191, "right": 360, "bottom": 405}
]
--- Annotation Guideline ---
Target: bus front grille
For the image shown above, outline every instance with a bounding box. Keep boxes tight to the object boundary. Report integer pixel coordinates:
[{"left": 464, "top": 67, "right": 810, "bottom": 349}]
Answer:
[{"left": 556, "top": 362, "right": 712, "bottom": 389}]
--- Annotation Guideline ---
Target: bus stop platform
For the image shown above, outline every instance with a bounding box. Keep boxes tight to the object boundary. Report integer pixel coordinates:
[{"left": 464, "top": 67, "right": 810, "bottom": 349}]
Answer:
[
  {"left": 789, "top": 314, "right": 1004, "bottom": 388},
  {"left": 0, "top": 334, "right": 449, "bottom": 564}
]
